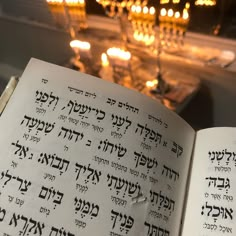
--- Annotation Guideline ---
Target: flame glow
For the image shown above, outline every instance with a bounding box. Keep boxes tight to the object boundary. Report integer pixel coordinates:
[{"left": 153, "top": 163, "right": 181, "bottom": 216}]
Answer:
[
  {"left": 146, "top": 80, "right": 158, "bottom": 88},
  {"left": 160, "top": 8, "right": 167, "bottom": 16},
  {"left": 107, "top": 47, "right": 131, "bottom": 61},
  {"left": 167, "top": 9, "right": 174, "bottom": 17},
  {"left": 70, "top": 40, "right": 90, "bottom": 50},
  {"left": 195, "top": 0, "right": 216, "bottom": 6},
  {"left": 101, "top": 53, "right": 109, "bottom": 66},
  {"left": 47, "top": 0, "right": 85, "bottom": 5}
]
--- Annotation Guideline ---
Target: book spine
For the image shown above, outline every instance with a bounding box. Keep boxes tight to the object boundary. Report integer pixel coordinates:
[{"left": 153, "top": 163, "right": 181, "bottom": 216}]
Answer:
[{"left": 0, "top": 76, "right": 19, "bottom": 116}]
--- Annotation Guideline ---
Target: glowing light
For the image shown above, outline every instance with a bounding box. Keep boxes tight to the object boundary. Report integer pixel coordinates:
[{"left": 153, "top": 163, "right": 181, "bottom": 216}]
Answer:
[
  {"left": 137, "top": 33, "right": 144, "bottom": 41},
  {"left": 174, "top": 11, "right": 180, "bottom": 18},
  {"left": 149, "top": 7, "right": 155, "bottom": 15},
  {"left": 47, "top": 0, "right": 84, "bottom": 5},
  {"left": 185, "top": 2, "right": 190, "bottom": 9},
  {"left": 173, "top": 0, "right": 180, "bottom": 3},
  {"left": 149, "top": 35, "right": 155, "bottom": 43},
  {"left": 195, "top": 0, "right": 216, "bottom": 6},
  {"left": 131, "top": 5, "right": 136, "bottom": 12},
  {"left": 182, "top": 9, "right": 189, "bottom": 20},
  {"left": 160, "top": 8, "right": 167, "bottom": 16},
  {"left": 70, "top": 40, "right": 90, "bottom": 50},
  {"left": 101, "top": 53, "right": 109, "bottom": 67},
  {"left": 143, "top": 6, "right": 148, "bottom": 14},
  {"left": 146, "top": 80, "right": 158, "bottom": 88},
  {"left": 136, "top": 5, "right": 142, "bottom": 13},
  {"left": 167, "top": 9, "right": 174, "bottom": 17},
  {"left": 160, "top": 0, "right": 169, "bottom": 4},
  {"left": 107, "top": 47, "right": 131, "bottom": 61}
]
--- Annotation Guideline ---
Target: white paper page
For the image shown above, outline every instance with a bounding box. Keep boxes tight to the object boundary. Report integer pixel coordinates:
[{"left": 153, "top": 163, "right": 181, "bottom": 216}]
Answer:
[
  {"left": 182, "top": 127, "right": 236, "bottom": 236},
  {"left": 0, "top": 58, "right": 195, "bottom": 236}
]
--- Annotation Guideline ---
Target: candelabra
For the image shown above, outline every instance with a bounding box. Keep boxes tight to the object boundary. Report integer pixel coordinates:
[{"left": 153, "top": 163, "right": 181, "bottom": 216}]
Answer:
[
  {"left": 129, "top": 4, "right": 156, "bottom": 46},
  {"left": 145, "top": 1, "right": 191, "bottom": 99},
  {"left": 47, "top": 0, "right": 87, "bottom": 33},
  {"left": 97, "top": 0, "right": 149, "bottom": 47},
  {"left": 46, "top": 0, "right": 90, "bottom": 71},
  {"left": 159, "top": 3, "right": 190, "bottom": 49},
  {"left": 97, "top": 0, "right": 144, "bottom": 83}
]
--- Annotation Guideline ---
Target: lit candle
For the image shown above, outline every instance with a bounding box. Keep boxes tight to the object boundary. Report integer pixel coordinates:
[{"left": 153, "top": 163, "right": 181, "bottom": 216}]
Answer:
[
  {"left": 174, "top": 11, "right": 180, "bottom": 19},
  {"left": 101, "top": 53, "right": 109, "bottom": 67},
  {"left": 146, "top": 80, "right": 158, "bottom": 89},
  {"left": 182, "top": 9, "right": 189, "bottom": 20},
  {"left": 70, "top": 39, "right": 91, "bottom": 58},
  {"left": 167, "top": 9, "right": 174, "bottom": 18},
  {"left": 160, "top": 0, "right": 169, "bottom": 4},
  {"left": 160, "top": 8, "right": 167, "bottom": 17},
  {"left": 107, "top": 47, "right": 131, "bottom": 68},
  {"left": 149, "top": 7, "right": 155, "bottom": 15},
  {"left": 143, "top": 6, "right": 148, "bottom": 15},
  {"left": 195, "top": 0, "right": 216, "bottom": 6}
]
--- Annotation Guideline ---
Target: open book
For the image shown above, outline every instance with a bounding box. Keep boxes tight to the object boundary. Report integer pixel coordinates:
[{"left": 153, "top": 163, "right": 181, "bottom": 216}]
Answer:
[{"left": 0, "top": 58, "right": 234, "bottom": 236}]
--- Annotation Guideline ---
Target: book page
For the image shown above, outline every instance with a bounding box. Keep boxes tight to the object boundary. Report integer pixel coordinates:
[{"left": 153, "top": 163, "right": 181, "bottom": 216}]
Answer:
[
  {"left": 182, "top": 127, "right": 235, "bottom": 236},
  {"left": 0, "top": 58, "right": 195, "bottom": 236}
]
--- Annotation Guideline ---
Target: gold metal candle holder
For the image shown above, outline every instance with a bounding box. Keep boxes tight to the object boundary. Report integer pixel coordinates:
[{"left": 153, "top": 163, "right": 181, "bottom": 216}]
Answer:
[
  {"left": 96, "top": 0, "right": 148, "bottom": 48},
  {"left": 129, "top": 4, "right": 156, "bottom": 46},
  {"left": 106, "top": 47, "right": 133, "bottom": 84},
  {"left": 46, "top": 0, "right": 87, "bottom": 32},
  {"left": 159, "top": 3, "right": 190, "bottom": 49}
]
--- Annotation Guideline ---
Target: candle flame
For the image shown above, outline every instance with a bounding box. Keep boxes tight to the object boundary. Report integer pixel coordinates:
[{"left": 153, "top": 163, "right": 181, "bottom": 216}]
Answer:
[
  {"left": 174, "top": 11, "right": 180, "bottom": 18},
  {"left": 195, "top": 0, "right": 216, "bottom": 6},
  {"left": 146, "top": 80, "right": 158, "bottom": 88},
  {"left": 143, "top": 6, "right": 148, "bottom": 14},
  {"left": 149, "top": 7, "right": 155, "bottom": 15},
  {"left": 185, "top": 2, "right": 190, "bottom": 9},
  {"left": 107, "top": 47, "right": 131, "bottom": 61},
  {"left": 160, "top": 8, "right": 167, "bottom": 16},
  {"left": 101, "top": 53, "right": 109, "bottom": 66},
  {"left": 182, "top": 9, "right": 189, "bottom": 20},
  {"left": 167, "top": 9, "right": 174, "bottom": 17},
  {"left": 70, "top": 40, "right": 90, "bottom": 50},
  {"left": 47, "top": 0, "right": 84, "bottom": 5},
  {"left": 136, "top": 5, "right": 142, "bottom": 13}
]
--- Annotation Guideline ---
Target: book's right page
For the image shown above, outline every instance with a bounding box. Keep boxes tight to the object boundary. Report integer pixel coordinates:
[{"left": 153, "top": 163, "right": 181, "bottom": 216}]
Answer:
[{"left": 182, "top": 127, "right": 235, "bottom": 236}]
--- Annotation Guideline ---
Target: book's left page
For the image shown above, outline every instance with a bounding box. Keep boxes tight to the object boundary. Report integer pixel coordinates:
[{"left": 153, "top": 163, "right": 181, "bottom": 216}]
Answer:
[{"left": 0, "top": 58, "right": 195, "bottom": 236}]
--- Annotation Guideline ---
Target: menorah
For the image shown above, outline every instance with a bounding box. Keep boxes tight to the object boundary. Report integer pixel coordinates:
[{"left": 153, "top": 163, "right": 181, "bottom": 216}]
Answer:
[
  {"left": 96, "top": 0, "right": 144, "bottom": 83},
  {"left": 128, "top": 1, "right": 191, "bottom": 97},
  {"left": 96, "top": 0, "right": 148, "bottom": 47},
  {"left": 46, "top": 0, "right": 87, "bottom": 36},
  {"left": 129, "top": 4, "right": 156, "bottom": 46},
  {"left": 46, "top": 0, "right": 90, "bottom": 71},
  {"left": 159, "top": 3, "right": 190, "bottom": 49}
]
